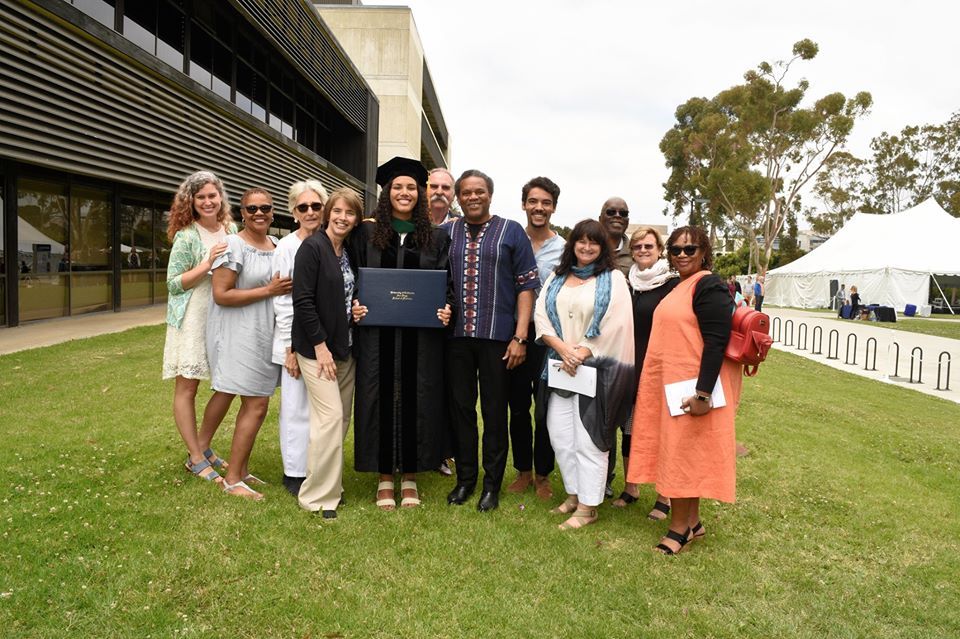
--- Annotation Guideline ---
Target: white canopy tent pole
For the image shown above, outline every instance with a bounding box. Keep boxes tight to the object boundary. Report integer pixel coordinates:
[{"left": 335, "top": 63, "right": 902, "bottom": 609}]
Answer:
[{"left": 931, "top": 273, "right": 956, "bottom": 315}]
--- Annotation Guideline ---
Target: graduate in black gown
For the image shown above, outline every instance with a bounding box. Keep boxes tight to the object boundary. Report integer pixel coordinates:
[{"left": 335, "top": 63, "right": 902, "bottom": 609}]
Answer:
[{"left": 350, "top": 157, "right": 453, "bottom": 510}]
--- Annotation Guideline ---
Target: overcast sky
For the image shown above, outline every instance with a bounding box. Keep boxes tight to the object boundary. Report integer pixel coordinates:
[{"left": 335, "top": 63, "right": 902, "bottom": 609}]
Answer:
[{"left": 371, "top": 0, "right": 960, "bottom": 230}]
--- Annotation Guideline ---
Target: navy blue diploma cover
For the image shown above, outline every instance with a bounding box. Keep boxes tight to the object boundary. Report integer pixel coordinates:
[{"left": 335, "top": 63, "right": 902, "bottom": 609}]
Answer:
[{"left": 356, "top": 267, "right": 446, "bottom": 328}]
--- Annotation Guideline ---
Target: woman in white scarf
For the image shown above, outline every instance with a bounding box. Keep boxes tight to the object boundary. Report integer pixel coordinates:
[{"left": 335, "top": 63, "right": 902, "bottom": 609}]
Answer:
[{"left": 612, "top": 227, "right": 679, "bottom": 519}]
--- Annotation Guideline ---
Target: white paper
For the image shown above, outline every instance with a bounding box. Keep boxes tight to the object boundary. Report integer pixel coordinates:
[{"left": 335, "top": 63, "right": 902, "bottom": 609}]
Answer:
[
  {"left": 664, "top": 377, "right": 726, "bottom": 417},
  {"left": 547, "top": 359, "right": 597, "bottom": 398}
]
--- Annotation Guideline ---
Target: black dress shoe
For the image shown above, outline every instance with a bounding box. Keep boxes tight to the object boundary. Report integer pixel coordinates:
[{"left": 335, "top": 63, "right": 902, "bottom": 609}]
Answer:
[
  {"left": 282, "top": 474, "right": 305, "bottom": 497},
  {"left": 477, "top": 490, "right": 499, "bottom": 512},
  {"left": 447, "top": 484, "right": 474, "bottom": 505}
]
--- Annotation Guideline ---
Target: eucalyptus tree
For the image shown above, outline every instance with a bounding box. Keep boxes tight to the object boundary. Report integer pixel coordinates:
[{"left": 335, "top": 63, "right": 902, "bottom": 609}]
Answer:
[{"left": 661, "top": 39, "right": 872, "bottom": 274}]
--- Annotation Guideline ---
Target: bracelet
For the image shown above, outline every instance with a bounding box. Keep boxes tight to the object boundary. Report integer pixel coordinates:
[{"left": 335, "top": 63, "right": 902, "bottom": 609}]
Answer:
[{"left": 512, "top": 336, "right": 528, "bottom": 345}]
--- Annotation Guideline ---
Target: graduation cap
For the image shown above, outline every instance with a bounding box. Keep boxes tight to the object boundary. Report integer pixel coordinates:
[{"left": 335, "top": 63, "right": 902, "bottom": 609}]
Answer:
[{"left": 376, "top": 156, "right": 428, "bottom": 188}]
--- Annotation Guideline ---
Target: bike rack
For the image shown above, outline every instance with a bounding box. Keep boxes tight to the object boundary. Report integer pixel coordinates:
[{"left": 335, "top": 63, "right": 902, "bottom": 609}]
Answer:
[
  {"left": 844, "top": 333, "right": 858, "bottom": 365},
  {"left": 771, "top": 316, "right": 781, "bottom": 343},
  {"left": 783, "top": 319, "right": 794, "bottom": 347},
  {"left": 796, "top": 323, "right": 808, "bottom": 351},
  {"left": 889, "top": 342, "right": 901, "bottom": 378},
  {"left": 864, "top": 337, "right": 877, "bottom": 372},
  {"left": 936, "top": 352, "right": 952, "bottom": 391},
  {"left": 908, "top": 347, "right": 923, "bottom": 384},
  {"left": 826, "top": 329, "right": 839, "bottom": 360},
  {"left": 811, "top": 325, "right": 823, "bottom": 355}
]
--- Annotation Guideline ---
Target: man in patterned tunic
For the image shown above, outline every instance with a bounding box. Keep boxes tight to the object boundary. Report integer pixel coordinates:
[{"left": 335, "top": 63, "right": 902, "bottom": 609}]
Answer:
[{"left": 444, "top": 170, "right": 539, "bottom": 512}]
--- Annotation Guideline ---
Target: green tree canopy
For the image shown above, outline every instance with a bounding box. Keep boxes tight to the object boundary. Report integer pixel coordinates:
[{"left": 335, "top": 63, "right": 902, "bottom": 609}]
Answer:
[{"left": 661, "top": 39, "right": 872, "bottom": 275}]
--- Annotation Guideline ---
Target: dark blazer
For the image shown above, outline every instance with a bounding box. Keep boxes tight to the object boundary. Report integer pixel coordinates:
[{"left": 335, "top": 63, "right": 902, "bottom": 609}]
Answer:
[{"left": 292, "top": 230, "right": 353, "bottom": 362}]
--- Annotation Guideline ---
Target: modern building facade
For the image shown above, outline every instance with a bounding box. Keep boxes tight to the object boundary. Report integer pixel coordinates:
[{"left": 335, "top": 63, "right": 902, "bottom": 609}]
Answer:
[
  {"left": 1, "top": 0, "right": 379, "bottom": 326},
  {"left": 316, "top": 2, "right": 450, "bottom": 170}
]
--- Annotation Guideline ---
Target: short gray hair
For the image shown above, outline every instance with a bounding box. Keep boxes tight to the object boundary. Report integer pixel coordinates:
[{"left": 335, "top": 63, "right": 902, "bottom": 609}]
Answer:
[{"left": 286, "top": 179, "right": 329, "bottom": 215}]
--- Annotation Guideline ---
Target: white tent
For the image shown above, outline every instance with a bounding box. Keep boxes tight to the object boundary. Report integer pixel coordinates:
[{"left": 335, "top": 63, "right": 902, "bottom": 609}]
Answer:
[{"left": 764, "top": 199, "right": 960, "bottom": 311}]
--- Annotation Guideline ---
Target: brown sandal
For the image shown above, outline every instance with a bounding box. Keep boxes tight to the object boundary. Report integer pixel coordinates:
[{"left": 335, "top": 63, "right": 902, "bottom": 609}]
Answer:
[{"left": 550, "top": 497, "right": 578, "bottom": 514}]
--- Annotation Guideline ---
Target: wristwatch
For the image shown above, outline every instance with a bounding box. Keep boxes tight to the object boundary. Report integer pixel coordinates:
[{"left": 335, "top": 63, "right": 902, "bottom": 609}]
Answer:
[
  {"left": 694, "top": 393, "right": 711, "bottom": 403},
  {"left": 512, "top": 336, "right": 528, "bottom": 345}
]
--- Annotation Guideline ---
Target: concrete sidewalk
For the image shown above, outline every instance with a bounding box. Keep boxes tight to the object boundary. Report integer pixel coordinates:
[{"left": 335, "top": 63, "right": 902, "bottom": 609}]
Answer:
[
  {"left": 765, "top": 307, "right": 960, "bottom": 404},
  {"left": 0, "top": 305, "right": 165, "bottom": 356}
]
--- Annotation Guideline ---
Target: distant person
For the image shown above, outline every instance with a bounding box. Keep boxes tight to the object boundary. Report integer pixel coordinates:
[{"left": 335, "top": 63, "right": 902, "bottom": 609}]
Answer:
[
  {"left": 426, "top": 167, "right": 459, "bottom": 225},
  {"left": 849, "top": 285, "right": 861, "bottom": 320},
  {"left": 128, "top": 249, "right": 141, "bottom": 269},
  {"left": 726, "top": 275, "right": 737, "bottom": 298},
  {"left": 753, "top": 274, "right": 765, "bottom": 312},
  {"left": 744, "top": 275, "right": 754, "bottom": 306},
  {"left": 20, "top": 260, "right": 30, "bottom": 274},
  {"left": 835, "top": 284, "right": 847, "bottom": 314}
]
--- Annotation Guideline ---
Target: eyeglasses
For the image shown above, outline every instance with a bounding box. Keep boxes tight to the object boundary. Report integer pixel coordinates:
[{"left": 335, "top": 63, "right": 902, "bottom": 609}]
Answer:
[
  {"left": 631, "top": 243, "right": 656, "bottom": 252},
  {"left": 295, "top": 202, "right": 323, "bottom": 213},
  {"left": 243, "top": 204, "right": 274, "bottom": 214},
  {"left": 604, "top": 208, "right": 629, "bottom": 218},
  {"left": 667, "top": 244, "right": 699, "bottom": 257}
]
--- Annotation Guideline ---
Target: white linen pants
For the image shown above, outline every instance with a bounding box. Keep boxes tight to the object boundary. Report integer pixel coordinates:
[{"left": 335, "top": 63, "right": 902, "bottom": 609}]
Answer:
[
  {"left": 278, "top": 368, "right": 310, "bottom": 477},
  {"left": 296, "top": 354, "right": 355, "bottom": 512},
  {"left": 546, "top": 392, "right": 608, "bottom": 507}
]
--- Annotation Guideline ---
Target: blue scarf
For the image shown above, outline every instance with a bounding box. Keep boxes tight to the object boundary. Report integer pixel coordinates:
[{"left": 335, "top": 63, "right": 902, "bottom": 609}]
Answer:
[{"left": 541, "top": 267, "right": 612, "bottom": 380}]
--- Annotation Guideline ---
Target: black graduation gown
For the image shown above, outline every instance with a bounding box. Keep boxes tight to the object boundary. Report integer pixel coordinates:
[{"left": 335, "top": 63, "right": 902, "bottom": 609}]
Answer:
[{"left": 351, "top": 221, "right": 452, "bottom": 473}]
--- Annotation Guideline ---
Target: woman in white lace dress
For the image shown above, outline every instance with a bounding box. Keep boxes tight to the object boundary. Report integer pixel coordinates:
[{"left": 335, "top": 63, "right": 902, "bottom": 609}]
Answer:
[{"left": 162, "top": 171, "right": 237, "bottom": 483}]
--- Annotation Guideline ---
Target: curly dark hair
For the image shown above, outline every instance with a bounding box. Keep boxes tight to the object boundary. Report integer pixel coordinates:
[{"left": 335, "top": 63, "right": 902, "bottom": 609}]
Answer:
[
  {"left": 554, "top": 219, "right": 616, "bottom": 277},
  {"left": 666, "top": 225, "right": 714, "bottom": 271},
  {"left": 521, "top": 176, "right": 560, "bottom": 204},
  {"left": 370, "top": 178, "right": 434, "bottom": 251}
]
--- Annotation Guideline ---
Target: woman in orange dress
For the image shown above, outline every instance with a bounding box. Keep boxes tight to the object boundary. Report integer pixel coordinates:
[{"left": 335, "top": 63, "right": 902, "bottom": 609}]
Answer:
[{"left": 627, "top": 225, "right": 741, "bottom": 554}]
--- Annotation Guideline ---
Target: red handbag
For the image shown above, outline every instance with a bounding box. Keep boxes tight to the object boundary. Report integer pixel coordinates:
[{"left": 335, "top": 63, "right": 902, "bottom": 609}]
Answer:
[{"left": 725, "top": 306, "right": 773, "bottom": 377}]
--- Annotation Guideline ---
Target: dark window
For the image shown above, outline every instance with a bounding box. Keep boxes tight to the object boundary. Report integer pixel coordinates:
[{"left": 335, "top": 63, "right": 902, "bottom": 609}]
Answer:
[
  {"left": 73, "top": 0, "right": 116, "bottom": 29},
  {"left": 211, "top": 39, "right": 232, "bottom": 99},
  {"left": 122, "top": 0, "right": 157, "bottom": 53},
  {"left": 157, "top": 2, "right": 185, "bottom": 70},
  {"left": 235, "top": 61, "right": 254, "bottom": 114},
  {"left": 188, "top": 23, "right": 213, "bottom": 88}
]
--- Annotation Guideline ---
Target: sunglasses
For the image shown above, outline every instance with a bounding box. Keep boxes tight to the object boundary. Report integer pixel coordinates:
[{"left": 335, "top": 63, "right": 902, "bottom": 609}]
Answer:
[
  {"left": 243, "top": 204, "right": 274, "bottom": 214},
  {"left": 295, "top": 202, "right": 323, "bottom": 213},
  {"left": 604, "top": 208, "right": 629, "bottom": 218},
  {"left": 668, "top": 244, "right": 699, "bottom": 257},
  {"left": 631, "top": 243, "right": 656, "bottom": 252}
]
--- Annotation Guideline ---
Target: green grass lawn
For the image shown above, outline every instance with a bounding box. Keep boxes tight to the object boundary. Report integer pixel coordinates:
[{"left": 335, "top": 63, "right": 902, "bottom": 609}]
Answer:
[
  {"left": 2, "top": 326, "right": 959, "bottom": 638},
  {"left": 881, "top": 318, "right": 960, "bottom": 340}
]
